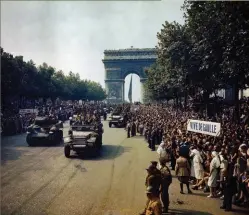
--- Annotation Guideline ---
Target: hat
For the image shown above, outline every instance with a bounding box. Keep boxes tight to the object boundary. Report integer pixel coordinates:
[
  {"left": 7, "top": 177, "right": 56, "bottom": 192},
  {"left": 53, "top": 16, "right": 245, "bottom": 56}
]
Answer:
[
  {"left": 239, "top": 144, "right": 247, "bottom": 149},
  {"left": 159, "top": 157, "right": 167, "bottom": 165},
  {"left": 212, "top": 151, "right": 218, "bottom": 157},
  {"left": 146, "top": 186, "right": 157, "bottom": 194},
  {"left": 151, "top": 161, "right": 158, "bottom": 166},
  {"left": 146, "top": 165, "right": 155, "bottom": 171}
]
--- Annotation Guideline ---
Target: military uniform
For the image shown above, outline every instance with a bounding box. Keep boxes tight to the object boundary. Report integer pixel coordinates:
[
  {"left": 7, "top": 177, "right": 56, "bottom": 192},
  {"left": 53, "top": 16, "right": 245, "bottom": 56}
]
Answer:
[
  {"left": 220, "top": 162, "right": 237, "bottom": 211},
  {"left": 140, "top": 186, "right": 162, "bottom": 215},
  {"left": 150, "top": 129, "right": 156, "bottom": 151},
  {"left": 160, "top": 165, "right": 172, "bottom": 213},
  {"left": 127, "top": 122, "right": 131, "bottom": 138},
  {"left": 175, "top": 156, "right": 191, "bottom": 193},
  {"left": 131, "top": 122, "right": 136, "bottom": 136},
  {"left": 147, "top": 128, "right": 152, "bottom": 148},
  {"left": 158, "top": 128, "right": 163, "bottom": 145},
  {"left": 96, "top": 122, "right": 103, "bottom": 144},
  {"left": 145, "top": 198, "right": 162, "bottom": 215},
  {"left": 170, "top": 140, "right": 177, "bottom": 170},
  {"left": 145, "top": 165, "right": 161, "bottom": 197},
  {"left": 151, "top": 161, "right": 162, "bottom": 177}
]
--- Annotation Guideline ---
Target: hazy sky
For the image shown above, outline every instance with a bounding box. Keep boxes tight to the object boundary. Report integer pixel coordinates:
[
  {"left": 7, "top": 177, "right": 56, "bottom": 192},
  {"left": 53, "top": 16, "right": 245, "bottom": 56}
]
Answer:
[{"left": 1, "top": 0, "right": 185, "bottom": 102}]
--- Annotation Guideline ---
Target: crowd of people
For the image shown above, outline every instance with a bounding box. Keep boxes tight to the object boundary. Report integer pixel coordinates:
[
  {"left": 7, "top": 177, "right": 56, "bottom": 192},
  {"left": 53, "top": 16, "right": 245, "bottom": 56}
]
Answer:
[
  {"left": 124, "top": 99, "right": 249, "bottom": 214},
  {"left": 1, "top": 96, "right": 249, "bottom": 214},
  {"left": 1, "top": 100, "right": 112, "bottom": 136}
]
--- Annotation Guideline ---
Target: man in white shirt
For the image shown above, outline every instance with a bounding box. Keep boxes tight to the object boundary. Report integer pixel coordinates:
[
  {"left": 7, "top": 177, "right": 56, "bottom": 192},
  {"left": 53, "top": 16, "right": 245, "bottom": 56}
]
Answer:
[{"left": 157, "top": 141, "right": 169, "bottom": 168}]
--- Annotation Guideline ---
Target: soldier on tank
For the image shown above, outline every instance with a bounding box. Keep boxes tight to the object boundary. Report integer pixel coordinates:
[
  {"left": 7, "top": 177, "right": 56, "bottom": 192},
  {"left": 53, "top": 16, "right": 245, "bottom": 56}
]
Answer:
[{"left": 95, "top": 119, "right": 103, "bottom": 143}]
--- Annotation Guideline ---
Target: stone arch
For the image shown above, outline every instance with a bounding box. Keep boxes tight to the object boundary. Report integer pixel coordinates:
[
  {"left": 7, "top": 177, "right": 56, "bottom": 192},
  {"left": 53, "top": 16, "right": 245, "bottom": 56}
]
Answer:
[
  {"left": 102, "top": 48, "right": 156, "bottom": 103},
  {"left": 121, "top": 65, "right": 147, "bottom": 80}
]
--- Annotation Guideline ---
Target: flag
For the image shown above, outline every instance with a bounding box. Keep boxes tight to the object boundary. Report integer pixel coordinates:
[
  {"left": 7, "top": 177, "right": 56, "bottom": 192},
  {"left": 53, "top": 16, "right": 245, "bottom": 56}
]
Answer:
[{"left": 128, "top": 75, "right": 132, "bottom": 103}]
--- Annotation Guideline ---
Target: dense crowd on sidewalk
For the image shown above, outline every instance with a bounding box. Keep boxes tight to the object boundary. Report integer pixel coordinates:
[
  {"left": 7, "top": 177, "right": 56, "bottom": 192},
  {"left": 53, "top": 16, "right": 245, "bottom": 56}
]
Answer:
[{"left": 125, "top": 98, "right": 249, "bottom": 214}]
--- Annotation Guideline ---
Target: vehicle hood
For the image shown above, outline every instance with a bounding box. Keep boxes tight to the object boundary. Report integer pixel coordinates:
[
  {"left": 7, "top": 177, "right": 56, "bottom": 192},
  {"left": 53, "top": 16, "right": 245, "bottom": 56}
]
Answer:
[
  {"left": 112, "top": 115, "right": 121, "bottom": 119},
  {"left": 72, "top": 131, "right": 92, "bottom": 138},
  {"left": 32, "top": 133, "right": 49, "bottom": 137}
]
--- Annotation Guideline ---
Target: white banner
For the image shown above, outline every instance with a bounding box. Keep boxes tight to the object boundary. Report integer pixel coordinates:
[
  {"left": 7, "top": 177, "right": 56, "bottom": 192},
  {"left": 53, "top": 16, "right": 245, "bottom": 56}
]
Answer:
[
  {"left": 19, "top": 109, "right": 39, "bottom": 115},
  {"left": 187, "top": 119, "right": 221, "bottom": 137}
]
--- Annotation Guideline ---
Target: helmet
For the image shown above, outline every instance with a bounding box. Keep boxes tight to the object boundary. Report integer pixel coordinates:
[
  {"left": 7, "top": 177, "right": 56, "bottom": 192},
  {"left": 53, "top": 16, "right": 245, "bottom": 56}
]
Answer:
[{"left": 146, "top": 186, "right": 157, "bottom": 194}]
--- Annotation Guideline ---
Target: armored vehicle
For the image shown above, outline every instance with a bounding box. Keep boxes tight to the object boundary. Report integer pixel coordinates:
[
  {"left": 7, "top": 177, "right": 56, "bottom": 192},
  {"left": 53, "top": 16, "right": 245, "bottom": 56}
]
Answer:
[
  {"left": 64, "top": 124, "right": 103, "bottom": 158},
  {"left": 26, "top": 117, "right": 63, "bottom": 146},
  {"left": 108, "top": 115, "right": 125, "bottom": 128},
  {"left": 69, "top": 115, "right": 78, "bottom": 125}
]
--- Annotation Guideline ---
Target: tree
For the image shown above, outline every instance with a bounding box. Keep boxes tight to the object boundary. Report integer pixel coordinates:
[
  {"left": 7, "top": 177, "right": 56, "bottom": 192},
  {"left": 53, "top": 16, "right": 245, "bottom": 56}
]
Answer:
[
  {"left": 1, "top": 47, "right": 107, "bottom": 111},
  {"left": 85, "top": 81, "right": 107, "bottom": 101},
  {"left": 146, "top": 1, "right": 249, "bottom": 114},
  {"left": 183, "top": 1, "right": 249, "bottom": 118}
]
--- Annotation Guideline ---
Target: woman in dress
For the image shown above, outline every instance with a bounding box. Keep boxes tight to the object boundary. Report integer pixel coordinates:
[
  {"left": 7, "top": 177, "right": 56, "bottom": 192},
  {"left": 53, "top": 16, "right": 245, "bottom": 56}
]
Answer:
[
  {"left": 191, "top": 147, "right": 204, "bottom": 190},
  {"left": 175, "top": 152, "right": 192, "bottom": 194},
  {"left": 207, "top": 151, "right": 221, "bottom": 198},
  {"left": 190, "top": 147, "right": 196, "bottom": 181}
]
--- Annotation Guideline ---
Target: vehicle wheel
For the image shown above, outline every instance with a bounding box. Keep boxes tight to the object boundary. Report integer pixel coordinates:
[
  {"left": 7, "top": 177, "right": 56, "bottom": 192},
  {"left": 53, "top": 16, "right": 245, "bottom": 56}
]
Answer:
[
  {"left": 64, "top": 145, "right": 71, "bottom": 158},
  {"left": 58, "top": 130, "right": 63, "bottom": 141},
  {"left": 96, "top": 141, "right": 101, "bottom": 150},
  {"left": 26, "top": 135, "right": 34, "bottom": 146},
  {"left": 49, "top": 134, "right": 55, "bottom": 143},
  {"left": 92, "top": 147, "right": 100, "bottom": 157}
]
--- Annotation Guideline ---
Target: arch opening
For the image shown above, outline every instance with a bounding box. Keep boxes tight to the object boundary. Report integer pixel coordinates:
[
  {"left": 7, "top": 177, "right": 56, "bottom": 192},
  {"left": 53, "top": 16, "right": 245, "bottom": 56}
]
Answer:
[{"left": 124, "top": 73, "right": 141, "bottom": 103}]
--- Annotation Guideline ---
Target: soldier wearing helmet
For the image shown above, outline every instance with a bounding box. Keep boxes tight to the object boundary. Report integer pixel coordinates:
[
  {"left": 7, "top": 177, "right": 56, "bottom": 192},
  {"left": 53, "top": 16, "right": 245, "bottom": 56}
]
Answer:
[{"left": 140, "top": 186, "right": 162, "bottom": 215}]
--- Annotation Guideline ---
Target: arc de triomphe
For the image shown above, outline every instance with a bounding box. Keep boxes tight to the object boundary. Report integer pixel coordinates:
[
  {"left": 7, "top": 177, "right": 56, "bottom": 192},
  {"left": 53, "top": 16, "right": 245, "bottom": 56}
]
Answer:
[{"left": 102, "top": 48, "right": 157, "bottom": 103}]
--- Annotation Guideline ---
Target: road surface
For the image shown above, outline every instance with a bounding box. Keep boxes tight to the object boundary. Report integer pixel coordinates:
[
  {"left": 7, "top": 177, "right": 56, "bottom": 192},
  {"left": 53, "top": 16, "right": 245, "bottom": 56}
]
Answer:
[{"left": 1, "top": 120, "right": 248, "bottom": 215}]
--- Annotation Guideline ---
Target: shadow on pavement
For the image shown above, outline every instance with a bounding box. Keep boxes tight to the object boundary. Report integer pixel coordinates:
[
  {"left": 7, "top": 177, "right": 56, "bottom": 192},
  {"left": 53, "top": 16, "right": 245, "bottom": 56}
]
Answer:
[
  {"left": 1, "top": 139, "right": 63, "bottom": 165},
  {"left": 231, "top": 208, "right": 249, "bottom": 214},
  {"left": 187, "top": 191, "right": 209, "bottom": 197},
  {"left": 69, "top": 144, "right": 132, "bottom": 161},
  {"left": 1, "top": 147, "right": 27, "bottom": 165},
  {"left": 166, "top": 209, "right": 213, "bottom": 215},
  {"left": 167, "top": 206, "right": 249, "bottom": 215},
  {"left": 129, "top": 135, "right": 144, "bottom": 139},
  {"left": 28, "top": 142, "right": 64, "bottom": 147}
]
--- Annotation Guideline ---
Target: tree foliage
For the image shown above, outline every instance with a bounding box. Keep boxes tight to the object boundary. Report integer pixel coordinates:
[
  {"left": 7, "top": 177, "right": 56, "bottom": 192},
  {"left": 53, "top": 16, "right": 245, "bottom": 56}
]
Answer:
[
  {"left": 1, "top": 48, "right": 106, "bottom": 105},
  {"left": 145, "top": 1, "right": 249, "bottom": 103}
]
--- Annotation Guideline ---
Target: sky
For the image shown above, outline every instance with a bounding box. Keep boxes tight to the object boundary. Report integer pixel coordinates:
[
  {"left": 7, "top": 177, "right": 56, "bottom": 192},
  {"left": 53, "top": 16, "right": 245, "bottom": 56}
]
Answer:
[{"left": 1, "top": 0, "right": 185, "bottom": 102}]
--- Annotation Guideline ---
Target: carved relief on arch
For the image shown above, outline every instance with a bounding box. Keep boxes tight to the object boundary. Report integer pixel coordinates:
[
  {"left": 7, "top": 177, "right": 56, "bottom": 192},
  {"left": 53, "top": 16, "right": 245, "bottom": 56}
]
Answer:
[
  {"left": 106, "top": 68, "right": 121, "bottom": 71},
  {"left": 106, "top": 70, "right": 121, "bottom": 79},
  {"left": 107, "top": 82, "right": 122, "bottom": 99}
]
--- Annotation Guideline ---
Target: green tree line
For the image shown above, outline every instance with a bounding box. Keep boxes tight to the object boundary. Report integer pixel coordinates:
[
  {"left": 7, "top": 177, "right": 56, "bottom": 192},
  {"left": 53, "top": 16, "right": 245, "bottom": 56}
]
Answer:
[
  {"left": 1, "top": 47, "right": 107, "bottom": 106},
  {"left": 145, "top": 1, "right": 249, "bottom": 107}
]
